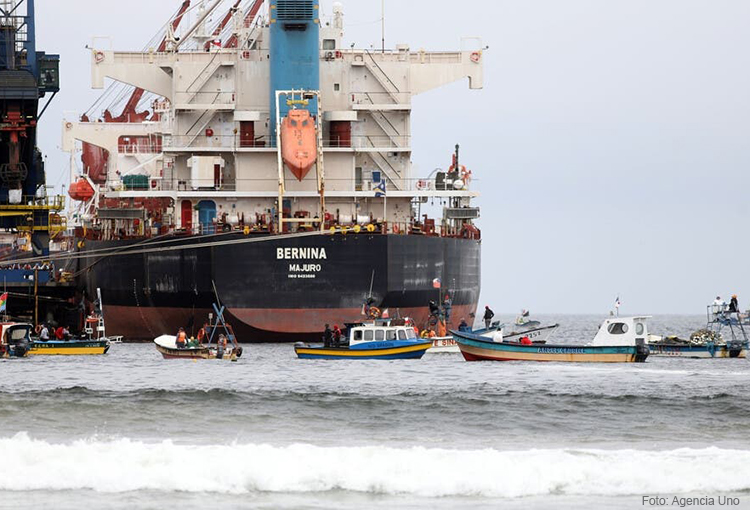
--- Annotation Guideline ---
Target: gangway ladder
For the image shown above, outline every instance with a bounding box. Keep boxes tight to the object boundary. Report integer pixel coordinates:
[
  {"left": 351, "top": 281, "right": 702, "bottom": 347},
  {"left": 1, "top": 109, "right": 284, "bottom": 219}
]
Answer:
[{"left": 275, "top": 89, "right": 326, "bottom": 233}]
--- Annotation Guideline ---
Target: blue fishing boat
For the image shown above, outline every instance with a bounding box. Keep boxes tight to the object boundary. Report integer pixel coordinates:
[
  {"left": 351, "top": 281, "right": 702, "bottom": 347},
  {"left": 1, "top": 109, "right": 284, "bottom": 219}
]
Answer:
[
  {"left": 295, "top": 322, "right": 431, "bottom": 360},
  {"left": 648, "top": 303, "right": 748, "bottom": 358},
  {"left": 452, "top": 316, "right": 650, "bottom": 363}
]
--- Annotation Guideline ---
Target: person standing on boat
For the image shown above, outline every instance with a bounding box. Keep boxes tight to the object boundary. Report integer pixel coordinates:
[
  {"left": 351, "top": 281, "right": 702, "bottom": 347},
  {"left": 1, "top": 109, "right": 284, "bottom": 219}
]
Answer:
[
  {"left": 217, "top": 334, "right": 228, "bottom": 359},
  {"left": 483, "top": 306, "right": 495, "bottom": 329},
  {"left": 729, "top": 295, "right": 739, "bottom": 313},
  {"left": 332, "top": 325, "right": 343, "bottom": 347},
  {"left": 39, "top": 324, "right": 49, "bottom": 341},
  {"left": 175, "top": 327, "right": 188, "bottom": 349},
  {"left": 323, "top": 324, "right": 333, "bottom": 347},
  {"left": 713, "top": 296, "right": 726, "bottom": 316},
  {"left": 458, "top": 318, "right": 469, "bottom": 332},
  {"left": 443, "top": 294, "right": 453, "bottom": 323}
]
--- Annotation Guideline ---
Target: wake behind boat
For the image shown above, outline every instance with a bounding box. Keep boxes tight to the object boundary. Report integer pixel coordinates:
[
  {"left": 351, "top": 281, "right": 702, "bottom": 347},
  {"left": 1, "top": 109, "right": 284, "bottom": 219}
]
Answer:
[
  {"left": 295, "top": 322, "right": 431, "bottom": 360},
  {"left": 453, "top": 316, "right": 650, "bottom": 363}
]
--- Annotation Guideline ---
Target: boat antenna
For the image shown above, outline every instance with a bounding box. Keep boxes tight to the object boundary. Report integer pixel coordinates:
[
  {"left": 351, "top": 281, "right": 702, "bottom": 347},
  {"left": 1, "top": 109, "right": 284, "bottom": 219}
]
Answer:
[{"left": 381, "top": 0, "right": 385, "bottom": 53}]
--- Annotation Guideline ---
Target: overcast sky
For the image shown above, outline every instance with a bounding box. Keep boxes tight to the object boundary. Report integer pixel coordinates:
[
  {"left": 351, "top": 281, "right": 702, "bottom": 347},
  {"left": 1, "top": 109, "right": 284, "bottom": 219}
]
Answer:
[{"left": 34, "top": 0, "right": 750, "bottom": 314}]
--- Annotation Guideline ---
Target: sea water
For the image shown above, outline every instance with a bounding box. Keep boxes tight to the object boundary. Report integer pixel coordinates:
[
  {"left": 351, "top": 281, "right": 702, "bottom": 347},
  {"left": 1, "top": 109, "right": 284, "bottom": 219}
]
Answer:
[{"left": 1, "top": 315, "right": 748, "bottom": 509}]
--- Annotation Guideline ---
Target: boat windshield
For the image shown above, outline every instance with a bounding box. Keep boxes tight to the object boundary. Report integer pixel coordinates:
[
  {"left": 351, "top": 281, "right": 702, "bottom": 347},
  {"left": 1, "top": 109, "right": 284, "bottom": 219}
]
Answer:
[
  {"left": 6, "top": 326, "right": 30, "bottom": 344},
  {"left": 398, "top": 329, "right": 407, "bottom": 340},
  {"left": 405, "top": 328, "right": 417, "bottom": 339},
  {"left": 386, "top": 329, "right": 397, "bottom": 340}
]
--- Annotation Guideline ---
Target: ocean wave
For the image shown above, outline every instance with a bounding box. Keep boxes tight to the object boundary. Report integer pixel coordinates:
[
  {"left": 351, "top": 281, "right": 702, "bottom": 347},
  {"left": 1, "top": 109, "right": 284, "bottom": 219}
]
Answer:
[{"left": 1, "top": 434, "right": 749, "bottom": 497}]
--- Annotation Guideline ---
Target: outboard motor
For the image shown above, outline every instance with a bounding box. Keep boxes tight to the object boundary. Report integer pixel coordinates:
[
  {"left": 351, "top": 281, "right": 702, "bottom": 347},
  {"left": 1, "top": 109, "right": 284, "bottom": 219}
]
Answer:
[
  {"left": 12, "top": 339, "right": 29, "bottom": 358},
  {"left": 634, "top": 338, "right": 649, "bottom": 362},
  {"left": 727, "top": 340, "right": 743, "bottom": 358}
]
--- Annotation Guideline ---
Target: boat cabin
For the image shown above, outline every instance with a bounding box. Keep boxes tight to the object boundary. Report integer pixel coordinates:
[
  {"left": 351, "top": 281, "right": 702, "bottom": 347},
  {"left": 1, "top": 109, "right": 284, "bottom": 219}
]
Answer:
[
  {"left": 591, "top": 317, "right": 650, "bottom": 347},
  {"left": 1, "top": 323, "right": 32, "bottom": 346},
  {"left": 349, "top": 323, "right": 419, "bottom": 346}
]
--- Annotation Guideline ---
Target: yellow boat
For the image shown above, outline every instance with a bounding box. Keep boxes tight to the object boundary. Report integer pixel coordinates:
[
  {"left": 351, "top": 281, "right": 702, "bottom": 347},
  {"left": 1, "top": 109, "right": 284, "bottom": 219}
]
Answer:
[{"left": 29, "top": 339, "right": 110, "bottom": 355}]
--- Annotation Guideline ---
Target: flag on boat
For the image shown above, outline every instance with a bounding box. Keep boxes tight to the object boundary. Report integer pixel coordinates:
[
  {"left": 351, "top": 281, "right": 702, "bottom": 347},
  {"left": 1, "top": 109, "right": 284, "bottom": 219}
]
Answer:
[
  {"left": 615, "top": 296, "right": 621, "bottom": 309},
  {"left": 0, "top": 292, "right": 7, "bottom": 312},
  {"left": 374, "top": 180, "right": 386, "bottom": 198},
  {"left": 432, "top": 278, "right": 441, "bottom": 289},
  {"left": 381, "top": 308, "right": 390, "bottom": 319}
]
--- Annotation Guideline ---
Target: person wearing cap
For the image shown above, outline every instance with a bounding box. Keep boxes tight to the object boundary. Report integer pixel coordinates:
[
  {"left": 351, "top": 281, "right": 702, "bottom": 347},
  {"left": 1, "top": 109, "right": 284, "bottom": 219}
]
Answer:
[
  {"left": 483, "top": 306, "right": 495, "bottom": 329},
  {"left": 729, "top": 294, "right": 739, "bottom": 313}
]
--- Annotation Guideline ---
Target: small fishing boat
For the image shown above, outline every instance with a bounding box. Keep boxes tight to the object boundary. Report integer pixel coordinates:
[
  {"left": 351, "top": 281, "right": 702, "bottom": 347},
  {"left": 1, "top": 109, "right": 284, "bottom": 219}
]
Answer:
[
  {"left": 500, "top": 312, "right": 560, "bottom": 343},
  {"left": 646, "top": 336, "right": 746, "bottom": 358},
  {"left": 154, "top": 303, "right": 243, "bottom": 361},
  {"left": 295, "top": 322, "right": 431, "bottom": 360},
  {"left": 0, "top": 323, "right": 32, "bottom": 358},
  {"left": 427, "top": 319, "right": 558, "bottom": 354},
  {"left": 647, "top": 304, "right": 749, "bottom": 358},
  {"left": 154, "top": 335, "right": 241, "bottom": 360},
  {"left": 453, "top": 316, "right": 650, "bottom": 363},
  {"left": 29, "top": 338, "right": 110, "bottom": 355}
]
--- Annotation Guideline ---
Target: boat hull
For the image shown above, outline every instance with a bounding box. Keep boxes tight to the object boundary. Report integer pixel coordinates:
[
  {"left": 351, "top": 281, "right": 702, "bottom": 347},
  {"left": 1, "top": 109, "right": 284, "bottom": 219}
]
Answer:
[
  {"left": 77, "top": 233, "right": 481, "bottom": 342},
  {"left": 295, "top": 342, "right": 431, "bottom": 360},
  {"left": 454, "top": 331, "right": 647, "bottom": 363},
  {"left": 647, "top": 343, "right": 747, "bottom": 358},
  {"left": 427, "top": 336, "right": 459, "bottom": 353},
  {"left": 154, "top": 344, "right": 238, "bottom": 360},
  {"left": 29, "top": 340, "right": 110, "bottom": 355}
]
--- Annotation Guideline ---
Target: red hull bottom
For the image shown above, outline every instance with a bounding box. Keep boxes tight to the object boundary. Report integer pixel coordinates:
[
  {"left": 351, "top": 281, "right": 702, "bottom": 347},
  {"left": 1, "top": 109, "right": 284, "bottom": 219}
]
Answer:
[{"left": 104, "top": 304, "right": 477, "bottom": 342}]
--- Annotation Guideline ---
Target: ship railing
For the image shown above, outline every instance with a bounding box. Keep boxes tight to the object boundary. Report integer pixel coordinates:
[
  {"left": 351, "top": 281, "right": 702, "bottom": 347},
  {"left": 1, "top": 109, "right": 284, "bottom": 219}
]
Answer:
[
  {"left": 125, "top": 177, "right": 475, "bottom": 194},
  {"left": 351, "top": 91, "right": 412, "bottom": 105},
  {"left": 166, "top": 219, "right": 478, "bottom": 240},
  {"left": 0, "top": 195, "right": 66, "bottom": 210},
  {"left": 172, "top": 91, "right": 236, "bottom": 106},
  {"left": 346, "top": 49, "right": 464, "bottom": 64},
  {"left": 162, "top": 134, "right": 411, "bottom": 150}
]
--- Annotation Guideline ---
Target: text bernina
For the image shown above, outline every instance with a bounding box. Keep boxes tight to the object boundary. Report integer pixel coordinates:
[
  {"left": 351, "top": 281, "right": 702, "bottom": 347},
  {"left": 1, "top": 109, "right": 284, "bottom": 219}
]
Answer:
[{"left": 277, "top": 247, "right": 328, "bottom": 260}]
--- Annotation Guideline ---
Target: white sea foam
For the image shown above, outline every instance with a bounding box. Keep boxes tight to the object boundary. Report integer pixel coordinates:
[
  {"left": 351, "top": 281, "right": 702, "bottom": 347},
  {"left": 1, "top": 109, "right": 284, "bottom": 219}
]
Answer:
[{"left": 1, "top": 433, "right": 749, "bottom": 497}]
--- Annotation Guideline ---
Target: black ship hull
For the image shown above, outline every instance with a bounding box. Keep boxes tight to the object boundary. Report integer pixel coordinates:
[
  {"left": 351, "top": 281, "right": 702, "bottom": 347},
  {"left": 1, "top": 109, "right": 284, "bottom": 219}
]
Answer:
[{"left": 76, "top": 233, "right": 481, "bottom": 342}]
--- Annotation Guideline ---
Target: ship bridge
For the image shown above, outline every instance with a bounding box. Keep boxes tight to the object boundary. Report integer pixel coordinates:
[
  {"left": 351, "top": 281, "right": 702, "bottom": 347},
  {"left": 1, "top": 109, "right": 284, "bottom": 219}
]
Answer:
[{"left": 62, "top": 0, "right": 483, "bottom": 239}]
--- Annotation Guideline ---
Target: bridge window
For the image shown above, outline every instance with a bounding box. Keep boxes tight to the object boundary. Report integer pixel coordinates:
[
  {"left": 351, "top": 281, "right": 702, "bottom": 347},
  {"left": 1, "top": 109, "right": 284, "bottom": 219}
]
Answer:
[
  {"left": 353, "top": 330, "right": 363, "bottom": 341},
  {"left": 607, "top": 322, "right": 629, "bottom": 335},
  {"left": 635, "top": 323, "right": 644, "bottom": 335},
  {"left": 398, "top": 330, "right": 406, "bottom": 340},
  {"left": 364, "top": 330, "right": 373, "bottom": 341},
  {"left": 375, "top": 330, "right": 385, "bottom": 341}
]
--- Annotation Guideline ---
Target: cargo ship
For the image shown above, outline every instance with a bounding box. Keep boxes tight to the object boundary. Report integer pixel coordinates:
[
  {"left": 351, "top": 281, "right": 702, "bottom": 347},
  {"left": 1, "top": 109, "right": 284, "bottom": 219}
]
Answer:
[{"left": 62, "top": 0, "right": 485, "bottom": 341}]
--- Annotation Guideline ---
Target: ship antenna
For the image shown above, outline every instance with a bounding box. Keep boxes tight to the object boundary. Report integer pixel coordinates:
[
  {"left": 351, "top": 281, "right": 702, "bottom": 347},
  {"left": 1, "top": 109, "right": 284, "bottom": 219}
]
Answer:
[{"left": 381, "top": 0, "right": 385, "bottom": 53}]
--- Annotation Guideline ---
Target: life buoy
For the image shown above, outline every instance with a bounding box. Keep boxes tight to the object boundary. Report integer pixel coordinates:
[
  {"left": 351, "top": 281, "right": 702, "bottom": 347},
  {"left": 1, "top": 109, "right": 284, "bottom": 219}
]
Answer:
[
  {"left": 366, "top": 224, "right": 375, "bottom": 233},
  {"left": 353, "top": 225, "right": 361, "bottom": 234},
  {"left": 341, "top": 226, "right": 348, "bottom": 235},
  {"left": 243, "top": 226, "right": 250, "bottom": 235},
  {"left": 416, "top": 179, "right": 427, "bottom": 190},
  {"left": 393, "top": 224, "right": 400, "bottom": 234},
  {"left": 368, "top": 306, "right": 381, "bottom": 319},
  {"left": 329, "top": 226, "right": 336, "bottom": 235},
  {"left": 470, "top": 51, "right": 481, "bottom": 63},
  {"left": 197, "top": 328, "right": 206, "bottom": 341},
  {"left": 94, "top": 51, "right": 105, "bottom": 63},
  {"left": 34, "top": 324, "right": 42, "bottom": 335}
]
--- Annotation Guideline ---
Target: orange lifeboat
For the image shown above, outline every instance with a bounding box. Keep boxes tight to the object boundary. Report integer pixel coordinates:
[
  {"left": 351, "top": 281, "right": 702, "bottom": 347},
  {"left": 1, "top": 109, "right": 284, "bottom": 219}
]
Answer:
[
  {"left": 280, "top": 109, "right": 317, "bottom": 181},
  {"left": 68, "top": 178, "right": 95, "bottom": 201}
]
